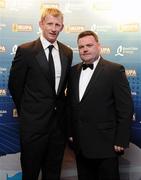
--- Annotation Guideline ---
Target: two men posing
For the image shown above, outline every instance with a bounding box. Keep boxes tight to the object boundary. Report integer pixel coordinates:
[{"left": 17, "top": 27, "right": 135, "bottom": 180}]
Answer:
[{"left": 8, "top": 7, "right": 133, "bottom": 180}]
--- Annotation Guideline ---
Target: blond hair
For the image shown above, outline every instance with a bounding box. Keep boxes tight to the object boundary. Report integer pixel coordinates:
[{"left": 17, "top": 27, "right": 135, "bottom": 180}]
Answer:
[{"left": 40, "top": 8, "right": 63, "bottom": 22}]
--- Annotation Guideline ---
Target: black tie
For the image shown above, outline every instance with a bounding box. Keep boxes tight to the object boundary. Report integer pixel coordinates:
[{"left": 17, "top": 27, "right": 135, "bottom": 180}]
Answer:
[
  {"left": 82, "top": 63, "right": 93, "bottom": 70},
  {"left": 48, "top": 45, "right": 55, "bottom": 89}
]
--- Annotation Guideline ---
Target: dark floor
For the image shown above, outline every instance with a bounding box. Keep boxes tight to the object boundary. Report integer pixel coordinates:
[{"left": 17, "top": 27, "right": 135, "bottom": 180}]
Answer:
[
  {"left": 61, "top": 145, "right": 141, "bottom": 180},
  {"left": 61, "top": 146, "right": 77, "bottom": 180}
]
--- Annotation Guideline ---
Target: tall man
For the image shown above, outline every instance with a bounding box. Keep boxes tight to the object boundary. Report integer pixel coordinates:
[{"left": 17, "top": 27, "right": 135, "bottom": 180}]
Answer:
[
  {"left": 67, "top": 30, "right": 133, "bottom": 180},
  {"left": 8, "top": 8, "right": 73, "bottom": 180}
]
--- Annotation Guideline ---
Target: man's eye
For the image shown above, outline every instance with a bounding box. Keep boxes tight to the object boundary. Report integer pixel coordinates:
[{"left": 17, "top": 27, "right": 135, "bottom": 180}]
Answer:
[
  {"left": 79, "top": 46, "right": 83, "bottom": 49},
  {"left": 47, "top": 23, "right": 52, "bottom": 25},
  {"left": 87, "top": 44, "right": 93, "bottom": 47}
]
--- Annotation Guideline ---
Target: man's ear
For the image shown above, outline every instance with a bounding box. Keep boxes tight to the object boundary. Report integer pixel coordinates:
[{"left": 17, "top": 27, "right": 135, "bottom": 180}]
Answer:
[
  {"left": 60, "top": 24, "right": 64, "bottom": 32},
  {"left": 39, "top": 21, "right": 43, "bottom": 29}
]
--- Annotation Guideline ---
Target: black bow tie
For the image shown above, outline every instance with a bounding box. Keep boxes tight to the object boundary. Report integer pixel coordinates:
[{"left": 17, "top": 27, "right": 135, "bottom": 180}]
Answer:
[{"left": 82, "top": 63, "right": 94, "bottom": 70}]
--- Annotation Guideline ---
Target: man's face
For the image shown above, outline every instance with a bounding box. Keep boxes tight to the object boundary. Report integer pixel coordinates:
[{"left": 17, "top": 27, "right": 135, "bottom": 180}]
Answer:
[
  {"left": 78, "top": 35, "right": 101, "bottom": 64},
  {"left": 39, "top": 14, "right": 64, "bottom": 43}
]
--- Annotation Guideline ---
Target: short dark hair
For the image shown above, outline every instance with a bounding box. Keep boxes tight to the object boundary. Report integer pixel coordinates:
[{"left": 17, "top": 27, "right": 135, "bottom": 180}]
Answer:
[{"left": 77, "top": 30, "right": 99, "bottom": 42}]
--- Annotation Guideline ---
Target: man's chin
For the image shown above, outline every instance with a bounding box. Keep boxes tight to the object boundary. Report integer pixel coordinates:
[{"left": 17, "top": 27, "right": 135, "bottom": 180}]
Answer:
[{"left": 48, "top": 37, "right": 56, "bottom": 43}]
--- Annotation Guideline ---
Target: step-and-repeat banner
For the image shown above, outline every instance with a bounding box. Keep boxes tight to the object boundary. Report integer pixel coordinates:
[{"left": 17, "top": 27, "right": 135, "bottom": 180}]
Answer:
[{"left": 0, "top": 0, "right": 141, "bottom": 179}]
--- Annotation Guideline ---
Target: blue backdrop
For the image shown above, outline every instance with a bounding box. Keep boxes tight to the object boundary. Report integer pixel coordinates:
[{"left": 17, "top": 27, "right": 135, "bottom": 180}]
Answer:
[{"left": 0, "top": 0, "right": 141, "bottom": 179}]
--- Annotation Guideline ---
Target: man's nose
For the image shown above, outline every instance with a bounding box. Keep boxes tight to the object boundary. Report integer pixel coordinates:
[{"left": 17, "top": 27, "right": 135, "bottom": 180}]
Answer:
[
  {"left": 52, "top": 25, "right": 57, "bottom": 31},
  {"left": 83, "top": 46, "right": 88, "bottom": 51}
]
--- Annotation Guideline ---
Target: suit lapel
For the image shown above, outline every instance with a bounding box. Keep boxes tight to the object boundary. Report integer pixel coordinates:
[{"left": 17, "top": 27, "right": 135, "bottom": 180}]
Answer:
[
  {"left": 57, "top": 42, "right": 68, "bottom": 95},
  {"left": 73, "top": 64, "right": 82, "bottom": 102},
  {"left": 35, "top": 40, "right": 70, "bottom": 95},
  {"left": 35, "top": 39, "right": 50, "bottom": 82},
  {"left": 81, "top": 58, "right": 104, "bottom": 101}
]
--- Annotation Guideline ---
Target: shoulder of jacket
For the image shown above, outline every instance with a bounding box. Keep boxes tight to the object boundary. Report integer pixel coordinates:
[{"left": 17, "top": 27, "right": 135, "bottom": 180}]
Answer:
[
  {"left": 101, "top": 58, "right": 123, "bottom": 69},
  {"left": 57, "top": 41, "right": 72, "bottom": 52}
]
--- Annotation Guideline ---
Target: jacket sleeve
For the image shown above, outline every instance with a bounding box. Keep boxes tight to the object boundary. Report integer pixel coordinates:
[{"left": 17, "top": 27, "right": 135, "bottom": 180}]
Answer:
[
  {"left": 113, "top": 65, "right": 134, "bottom": 148},
  {"left": 8, "top": 46, "right": 28, "bottom": 114}
]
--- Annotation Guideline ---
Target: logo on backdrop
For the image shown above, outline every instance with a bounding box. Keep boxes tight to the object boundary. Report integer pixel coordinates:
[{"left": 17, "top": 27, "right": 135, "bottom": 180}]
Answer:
[
  {"left": 0, "top": 45, "right": 6, "bottom": 53},
  {"left": 117, "top": 23, "right": 140, "bottom": 32},
  {"left": 0, "top": 89, "right": 6, "bottom": 96},
  {"left": 0, "top": 23, "right": 6, "bottom": 30},
  {"left": 12, "top": 24, "right": 33, "bottom": 32},
  {"left": 92, "top": 1, "right": 112, "bottom": 11},
  {"left": 0, "top": 110, "right": 7, "bottom": 117},
  {"left": 91, "top": 24, "right": 112, "bottom": 32},
  {"left": 115, "top": 45, "right": 138, "bottom": 56},
  {"left": 64, "top": 25, "right": 85, "bottom": 33},
  {"left": 13, "top": 108, "right": 18, "bottom": 118},
  {"left": 101, "top": 47, "right": 111, "bottom": 55},
  {"left": 10, "top": 45, "right": 18, "bottom": 55},
  {"left": 125, "top": 69, "right": 137, "bottom": 77},
  {"left": 0, "top": 67, "right": 7, "bottom": 73}
]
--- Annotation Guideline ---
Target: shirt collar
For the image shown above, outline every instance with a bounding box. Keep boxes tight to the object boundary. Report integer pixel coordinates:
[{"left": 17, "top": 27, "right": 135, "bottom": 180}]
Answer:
[
  {"left": 82, "top": 56, "right": 100, "bottom": 69},
  {"left": 40, "top": 35, "right": 58, "bottom": 50},
  {"left": 93, "top": 56, "right": 100, "bottom": 68}
]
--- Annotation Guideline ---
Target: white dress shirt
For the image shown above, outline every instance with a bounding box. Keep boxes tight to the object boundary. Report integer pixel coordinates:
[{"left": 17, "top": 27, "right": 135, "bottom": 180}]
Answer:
[
  {"left": 79, "top": 57, "right": 100, "bottom": 101},
  {"left": 40, "top": 35, "right": 61, "bottom": 93}
]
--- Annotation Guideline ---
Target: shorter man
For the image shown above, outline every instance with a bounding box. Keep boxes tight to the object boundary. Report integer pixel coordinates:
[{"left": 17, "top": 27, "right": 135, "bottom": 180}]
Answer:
[{"left": 67, "top": 30, "right": 133, "bottom": 180}]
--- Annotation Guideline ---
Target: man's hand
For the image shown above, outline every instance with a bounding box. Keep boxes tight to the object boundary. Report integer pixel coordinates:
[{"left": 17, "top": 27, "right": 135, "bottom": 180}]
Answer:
[
  {"left": 69, "top": 137, "right": 73, "bottom": 142},
  {"left": 114, "top": 145, "right": 124, "bottom": 152}
]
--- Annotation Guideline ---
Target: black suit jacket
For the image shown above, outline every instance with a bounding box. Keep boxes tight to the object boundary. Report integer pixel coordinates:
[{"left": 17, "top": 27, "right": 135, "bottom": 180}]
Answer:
[
  {"left": 8, "top": 38, "right": 73, "bottom": 142},
  {"left": 67, "top": 57, "right": 133, "bottom": 159}
]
